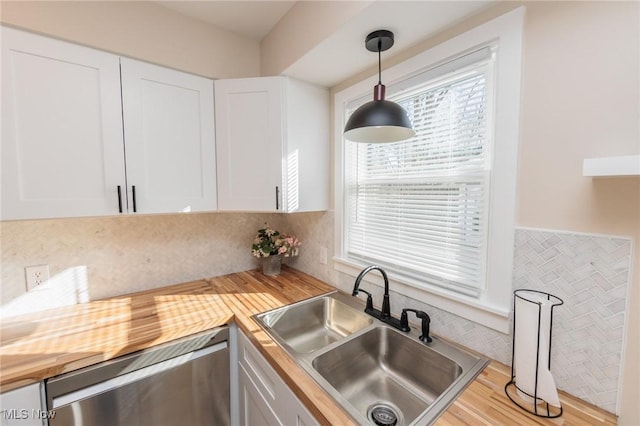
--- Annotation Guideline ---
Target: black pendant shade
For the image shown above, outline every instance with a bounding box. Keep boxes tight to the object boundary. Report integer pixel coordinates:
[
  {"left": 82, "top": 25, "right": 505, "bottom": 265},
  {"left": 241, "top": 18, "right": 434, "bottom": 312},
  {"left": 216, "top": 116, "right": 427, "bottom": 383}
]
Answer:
[{"left": 344, "top": 30, "right": 415, "bottom": 143}]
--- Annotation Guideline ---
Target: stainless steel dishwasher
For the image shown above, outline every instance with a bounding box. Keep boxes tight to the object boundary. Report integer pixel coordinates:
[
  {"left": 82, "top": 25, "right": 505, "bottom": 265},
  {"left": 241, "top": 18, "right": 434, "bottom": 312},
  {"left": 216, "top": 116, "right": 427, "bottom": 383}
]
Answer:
[{"left": 45, "top": 326, "right": 230, "bottom": 426}]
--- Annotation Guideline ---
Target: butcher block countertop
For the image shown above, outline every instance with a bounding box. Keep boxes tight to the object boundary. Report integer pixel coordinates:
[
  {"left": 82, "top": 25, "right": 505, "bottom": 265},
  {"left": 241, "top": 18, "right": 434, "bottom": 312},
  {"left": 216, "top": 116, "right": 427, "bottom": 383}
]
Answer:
[{"left": 0, "top": 267, "right": 616, "bottom": 425}]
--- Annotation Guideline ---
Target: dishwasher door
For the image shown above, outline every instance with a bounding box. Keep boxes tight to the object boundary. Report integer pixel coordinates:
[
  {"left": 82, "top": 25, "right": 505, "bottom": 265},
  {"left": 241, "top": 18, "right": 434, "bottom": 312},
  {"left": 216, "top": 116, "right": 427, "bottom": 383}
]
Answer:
[{"left": 46, "top": 327, "right": 230, "bottom": 426}]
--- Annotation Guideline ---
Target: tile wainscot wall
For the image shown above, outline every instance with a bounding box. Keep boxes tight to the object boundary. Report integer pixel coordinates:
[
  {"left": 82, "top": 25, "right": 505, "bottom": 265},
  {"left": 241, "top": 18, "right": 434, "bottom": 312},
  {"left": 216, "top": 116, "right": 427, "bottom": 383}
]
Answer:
[
  {"left": 2, "top": 210, "right": 633, "bottom": 414},
  {"left": 331, "top": 226, "right": 632, "bottom": 414}
]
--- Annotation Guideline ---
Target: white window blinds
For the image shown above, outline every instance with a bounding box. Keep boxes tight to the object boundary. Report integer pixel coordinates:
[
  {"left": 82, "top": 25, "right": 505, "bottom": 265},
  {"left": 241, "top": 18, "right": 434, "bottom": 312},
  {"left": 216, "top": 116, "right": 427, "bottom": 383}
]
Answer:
[{"left": 344, "top": 51, "right": 494, "bottom": 297}]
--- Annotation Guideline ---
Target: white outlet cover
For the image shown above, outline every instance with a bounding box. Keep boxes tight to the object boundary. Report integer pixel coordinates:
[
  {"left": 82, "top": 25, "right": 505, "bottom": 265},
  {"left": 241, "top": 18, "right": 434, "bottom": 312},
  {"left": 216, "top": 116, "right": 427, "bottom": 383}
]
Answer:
[
  {"left": 320, "top": 247, "right": 328, "bottom": 265},
  {"left": 25, "top": 264, "right": 49, "bottom": 291}
]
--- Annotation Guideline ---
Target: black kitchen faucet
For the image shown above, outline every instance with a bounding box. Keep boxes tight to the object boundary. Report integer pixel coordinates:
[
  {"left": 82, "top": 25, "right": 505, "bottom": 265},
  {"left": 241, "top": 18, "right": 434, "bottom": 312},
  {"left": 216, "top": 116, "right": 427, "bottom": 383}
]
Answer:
[{"left": 352, "top": 265, "right": 410, "bottom": 332}]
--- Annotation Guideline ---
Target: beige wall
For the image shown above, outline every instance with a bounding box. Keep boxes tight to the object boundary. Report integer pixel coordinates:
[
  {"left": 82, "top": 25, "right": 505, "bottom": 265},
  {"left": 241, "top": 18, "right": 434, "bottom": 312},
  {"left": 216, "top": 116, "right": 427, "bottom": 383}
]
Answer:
[
  {"left": 0, "top": 1, "right": 260, "bottom": 78},
  {"left": 329, "top": 1, "right": 640, "bottom": 422},
  {"left": 1, "top": 0, "right": 637, "bottom": 422},
  {"left": 518, "top": 3, "right": 639, "bottom": 424},
  {"left": 518, "top": 1, "right": 639, "bottom": 234},
  {"left": 260, "top": 0, "right": 372, "bottom": 76}
]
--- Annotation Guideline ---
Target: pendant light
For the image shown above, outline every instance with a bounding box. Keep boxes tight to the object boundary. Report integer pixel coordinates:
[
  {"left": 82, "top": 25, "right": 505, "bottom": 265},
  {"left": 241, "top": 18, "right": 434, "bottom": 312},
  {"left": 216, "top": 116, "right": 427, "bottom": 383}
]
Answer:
[{"left": 343, "top": 30, "right": 415, "bottom": 143}]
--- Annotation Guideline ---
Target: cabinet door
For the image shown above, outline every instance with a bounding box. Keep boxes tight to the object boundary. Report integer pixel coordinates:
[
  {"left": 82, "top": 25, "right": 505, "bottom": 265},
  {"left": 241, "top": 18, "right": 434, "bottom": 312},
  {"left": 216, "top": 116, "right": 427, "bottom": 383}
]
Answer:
[
  {"left": 215, "top": 77, "right": 283, "bottom": 212},
  {"left": 237, "top": 331, "right": 318, "bottom": 426},
  {"left": 283, "top": 78, "right": 330, "bottom": 213},
  {"left": 1, "top": 27, "right": 126, "bottom": 220},
  {"left": 0, "top": 383, "right": 46, "bottom": 426},
  {"left": 239, "top": 365, "right": 282, "bottom": 426},
  {"left": 120, "top": 58, "right": 216, "bottom": 214}
]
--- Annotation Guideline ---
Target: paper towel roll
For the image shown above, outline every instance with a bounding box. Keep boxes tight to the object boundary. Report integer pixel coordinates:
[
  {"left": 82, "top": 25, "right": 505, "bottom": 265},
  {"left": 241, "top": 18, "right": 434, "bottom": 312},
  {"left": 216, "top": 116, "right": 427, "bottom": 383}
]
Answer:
[{"left": 514, "top": 291, "right": 561, "bottom": 407}]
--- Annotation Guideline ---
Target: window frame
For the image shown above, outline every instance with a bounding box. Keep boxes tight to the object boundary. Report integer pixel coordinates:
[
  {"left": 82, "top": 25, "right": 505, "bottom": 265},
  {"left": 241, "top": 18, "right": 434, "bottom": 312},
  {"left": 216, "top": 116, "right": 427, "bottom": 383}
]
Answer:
[
  {"left": 344, "top": 55, "right": 495, "bottom": 297},
  {"left": 333, "top": 7, "right": 524, "bottom": 333}
]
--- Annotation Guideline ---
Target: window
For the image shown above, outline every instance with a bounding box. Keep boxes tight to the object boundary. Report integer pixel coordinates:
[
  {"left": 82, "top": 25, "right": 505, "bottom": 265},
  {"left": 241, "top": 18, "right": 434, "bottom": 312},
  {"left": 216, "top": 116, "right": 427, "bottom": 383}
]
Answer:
[
  {"left": 345, "top": 48, "right": 494, "bottom": 298},
  {"left": 334, "top": 8, "right": 523, "bottom": 332}
]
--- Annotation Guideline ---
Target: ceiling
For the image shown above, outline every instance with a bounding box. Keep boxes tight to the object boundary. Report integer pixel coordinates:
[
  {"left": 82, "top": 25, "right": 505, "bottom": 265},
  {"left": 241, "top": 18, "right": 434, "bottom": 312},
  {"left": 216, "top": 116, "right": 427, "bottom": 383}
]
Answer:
[
  {"left": 158, "top": 1, "right": 296, "bottom": 40},
  {"left": 284, "top": 1, "right": 495, "bottom": 87},
  {"left": 157, "top": 1, "right": 496, "bottom": 87}
]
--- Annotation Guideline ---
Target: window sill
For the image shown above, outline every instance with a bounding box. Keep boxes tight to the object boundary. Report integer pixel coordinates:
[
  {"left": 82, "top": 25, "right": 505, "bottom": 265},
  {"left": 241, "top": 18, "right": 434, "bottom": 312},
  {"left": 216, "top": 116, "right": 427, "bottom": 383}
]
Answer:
[{"left": 334, "top": 257, "right": 510, "bottom": 333}]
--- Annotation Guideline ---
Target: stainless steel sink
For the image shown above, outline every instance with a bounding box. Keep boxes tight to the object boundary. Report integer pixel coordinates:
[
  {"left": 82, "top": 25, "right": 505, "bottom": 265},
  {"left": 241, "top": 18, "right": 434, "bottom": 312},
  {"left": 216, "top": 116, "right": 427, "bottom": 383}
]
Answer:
[
  {"left": 256, "top": 294, "right": 373, "bottom": 353},
  {"left": 312, "top": 326, "right": 462, "bottom": 425},
  {"left": 254, "top": 291, "right": 488, "bottom": 425}
]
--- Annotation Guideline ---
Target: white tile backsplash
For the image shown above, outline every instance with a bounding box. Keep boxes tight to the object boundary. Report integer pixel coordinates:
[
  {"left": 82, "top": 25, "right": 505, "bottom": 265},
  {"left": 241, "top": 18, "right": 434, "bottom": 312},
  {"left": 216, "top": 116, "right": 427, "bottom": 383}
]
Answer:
[
  {"left": 0, "top": 212, "right": 286, "bottom": 305},
  {"left": 312, "top": 222, "right": 632, "bottom": 414},
  {"left": 0, "top": 210, "right": 632, "bottom": 414}
]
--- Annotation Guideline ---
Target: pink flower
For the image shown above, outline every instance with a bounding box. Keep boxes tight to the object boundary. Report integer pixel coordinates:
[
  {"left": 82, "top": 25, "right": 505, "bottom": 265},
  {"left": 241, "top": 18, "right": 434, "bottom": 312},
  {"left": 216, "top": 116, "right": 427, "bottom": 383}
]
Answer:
[{"left": 251, "top": 225, "right": 300, "bottom": 258}]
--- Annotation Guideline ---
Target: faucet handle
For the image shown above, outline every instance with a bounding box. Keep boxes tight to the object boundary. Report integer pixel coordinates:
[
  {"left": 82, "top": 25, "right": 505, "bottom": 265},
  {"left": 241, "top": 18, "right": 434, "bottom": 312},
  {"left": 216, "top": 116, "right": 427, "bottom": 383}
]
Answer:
[
  {"left": 399, "top": 310, "right": 411, "bottom": 332},
  {"left": 355, "top": 289, "right": 374, "bottom": 311}
]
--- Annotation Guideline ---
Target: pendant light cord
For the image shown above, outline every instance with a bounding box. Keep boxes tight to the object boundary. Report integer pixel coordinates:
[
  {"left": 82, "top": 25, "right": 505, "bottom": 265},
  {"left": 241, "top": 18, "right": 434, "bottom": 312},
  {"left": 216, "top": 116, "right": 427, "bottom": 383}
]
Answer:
[{"left": 377, "top": 37, "right": 382, "bottom": 85}]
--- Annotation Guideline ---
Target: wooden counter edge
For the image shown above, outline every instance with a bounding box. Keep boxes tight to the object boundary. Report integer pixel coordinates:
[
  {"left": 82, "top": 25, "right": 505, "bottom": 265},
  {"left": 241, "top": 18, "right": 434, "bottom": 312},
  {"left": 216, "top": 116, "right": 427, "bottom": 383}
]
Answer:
[{"left": 0, "top": 268, "right": 619, "bottom": 426}]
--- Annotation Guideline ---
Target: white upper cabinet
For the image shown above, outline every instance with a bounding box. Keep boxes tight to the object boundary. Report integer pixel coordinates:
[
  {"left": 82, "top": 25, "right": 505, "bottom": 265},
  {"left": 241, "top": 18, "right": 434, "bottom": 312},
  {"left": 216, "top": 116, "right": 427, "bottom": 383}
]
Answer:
[
  {"left": 120, "top": 58, "right": 216, "bottom": 213},
  {"left": 1, "top": 27, "right": 217, "bottom": 220},
  {"left": 215, "top": 76, "right": 329, "bottom": 212},
  {"left": 1, "top": 26, "right": 126, "bottom": 220}
]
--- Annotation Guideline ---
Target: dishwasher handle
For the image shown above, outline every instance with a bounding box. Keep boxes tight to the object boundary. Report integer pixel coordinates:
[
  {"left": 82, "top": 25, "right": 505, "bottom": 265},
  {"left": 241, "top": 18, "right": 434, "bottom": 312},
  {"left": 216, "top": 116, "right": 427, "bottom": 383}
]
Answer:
[
  {"left": 46, "top": 326, "right": 229, "bottom": 409},
  {"left": 51, "top": 341, "right": 227, "bottom": 409}
]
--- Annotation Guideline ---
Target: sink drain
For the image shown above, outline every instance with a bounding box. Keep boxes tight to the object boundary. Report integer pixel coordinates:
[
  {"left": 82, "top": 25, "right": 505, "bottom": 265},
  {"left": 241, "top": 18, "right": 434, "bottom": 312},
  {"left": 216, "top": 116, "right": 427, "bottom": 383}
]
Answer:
[{"left": 367, "top": 402, "right": 402, "bottom": 426}]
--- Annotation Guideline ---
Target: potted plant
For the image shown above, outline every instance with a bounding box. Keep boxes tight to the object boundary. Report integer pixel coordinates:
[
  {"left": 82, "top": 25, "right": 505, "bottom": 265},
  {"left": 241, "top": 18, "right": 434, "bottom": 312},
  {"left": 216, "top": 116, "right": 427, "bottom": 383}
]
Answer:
[{"left": 251, "top": 225, "right": 300, "bottom": 276}]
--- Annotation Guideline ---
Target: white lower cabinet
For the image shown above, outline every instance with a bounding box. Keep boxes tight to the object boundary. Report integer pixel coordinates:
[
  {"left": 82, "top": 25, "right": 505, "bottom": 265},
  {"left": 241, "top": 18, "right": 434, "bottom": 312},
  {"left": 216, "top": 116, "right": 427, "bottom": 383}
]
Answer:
[
  {"left": 239, "top": 366, "right": 281, "bottom": 426},
  {"left": 0, "top": 383, "right": 47, "bottom": 426},
  {"left": 237, "top": 330, "right": 318, "bottom": 426}
]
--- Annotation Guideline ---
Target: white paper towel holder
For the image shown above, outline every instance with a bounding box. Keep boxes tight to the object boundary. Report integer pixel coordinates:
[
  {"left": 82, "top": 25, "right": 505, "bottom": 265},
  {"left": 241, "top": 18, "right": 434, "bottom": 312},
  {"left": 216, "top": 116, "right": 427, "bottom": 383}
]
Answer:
[{"left": 505, "top": 289, "right": 564, "bottom": 418}]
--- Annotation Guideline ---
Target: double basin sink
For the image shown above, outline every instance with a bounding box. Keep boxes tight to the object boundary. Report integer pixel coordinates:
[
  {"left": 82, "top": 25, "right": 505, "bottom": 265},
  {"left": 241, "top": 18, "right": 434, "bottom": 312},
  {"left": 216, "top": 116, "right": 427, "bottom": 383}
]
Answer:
[{"left": 254, "top": 291, "right": 488, "bottom": 426}]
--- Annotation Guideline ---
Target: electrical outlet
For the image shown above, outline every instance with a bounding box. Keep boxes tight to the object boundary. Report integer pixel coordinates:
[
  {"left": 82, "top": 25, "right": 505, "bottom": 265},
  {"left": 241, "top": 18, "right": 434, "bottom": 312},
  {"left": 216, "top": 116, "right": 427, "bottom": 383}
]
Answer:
[
  {"left": 319, "top": 246, "right": 328, "bottom": 265},
  {"left": 25, "top": 265, "right": 49, "bottom": 291}
]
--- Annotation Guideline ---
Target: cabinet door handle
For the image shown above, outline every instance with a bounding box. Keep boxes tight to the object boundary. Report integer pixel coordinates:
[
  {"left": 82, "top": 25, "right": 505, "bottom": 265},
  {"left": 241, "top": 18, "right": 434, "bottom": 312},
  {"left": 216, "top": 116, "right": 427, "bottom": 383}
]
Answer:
[
  {"left": 132, "top": 185, "right": 137, "bottom": 213},
  {"left": 117, "top": 186, "right": 123, "bottom": 213},
  {"left": 275, "top": 186, "right": 279, "bottom": 210}
]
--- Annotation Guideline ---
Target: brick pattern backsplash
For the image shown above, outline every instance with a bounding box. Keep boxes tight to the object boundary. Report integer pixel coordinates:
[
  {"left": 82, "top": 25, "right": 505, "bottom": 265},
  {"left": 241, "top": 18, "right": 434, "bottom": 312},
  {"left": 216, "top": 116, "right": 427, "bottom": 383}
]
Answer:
[
  {"left": 1, "top": 210, "right": 632, "bottom": 414},
  {"left": 511, "top": 228, "right": 631, "bottom": 412},
  {"left": 1, "top": 212, "right": 286, "bottom": 306},
  {"left": 331, "top": 226, "right": 632, "bottom": 414}
]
